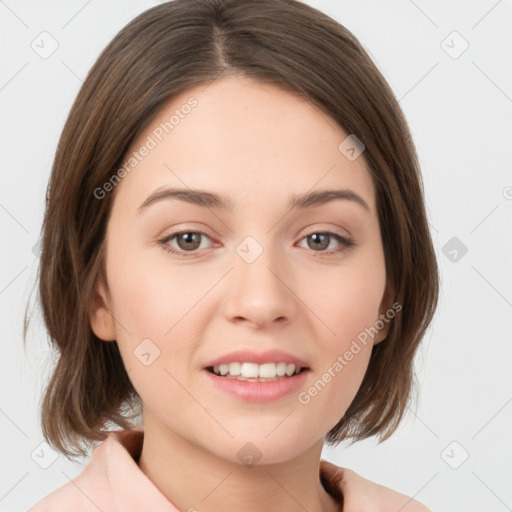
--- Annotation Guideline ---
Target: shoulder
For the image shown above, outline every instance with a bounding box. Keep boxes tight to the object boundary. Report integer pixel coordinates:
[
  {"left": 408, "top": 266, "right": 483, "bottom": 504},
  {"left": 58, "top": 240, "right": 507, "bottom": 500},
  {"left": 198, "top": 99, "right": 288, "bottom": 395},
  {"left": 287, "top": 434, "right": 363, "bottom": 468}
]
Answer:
[
  {"left": 26, "top": 480, "right": 100, "bottom": 512},
  {"left": 320, "top": 459, "right": 431, "bottom": 512},
  {"left": 26, "top": 440, "right": 114, "bottom": 512}
]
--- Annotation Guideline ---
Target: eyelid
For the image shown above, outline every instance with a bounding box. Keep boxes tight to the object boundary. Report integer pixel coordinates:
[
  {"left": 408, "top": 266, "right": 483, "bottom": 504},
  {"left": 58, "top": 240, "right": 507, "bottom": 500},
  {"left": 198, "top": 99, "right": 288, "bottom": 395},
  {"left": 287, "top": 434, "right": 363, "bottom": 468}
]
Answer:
[{"left": 296, "top": 222, "right": 351, "bottom": 239}]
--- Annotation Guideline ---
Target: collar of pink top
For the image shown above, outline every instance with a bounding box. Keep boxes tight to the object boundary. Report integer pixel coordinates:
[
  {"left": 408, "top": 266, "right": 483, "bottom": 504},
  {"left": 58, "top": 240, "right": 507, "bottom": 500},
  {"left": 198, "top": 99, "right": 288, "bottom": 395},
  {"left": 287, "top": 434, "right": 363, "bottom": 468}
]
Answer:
[{"left": 29, "top": 427, "right": 343, "bottom": 511}]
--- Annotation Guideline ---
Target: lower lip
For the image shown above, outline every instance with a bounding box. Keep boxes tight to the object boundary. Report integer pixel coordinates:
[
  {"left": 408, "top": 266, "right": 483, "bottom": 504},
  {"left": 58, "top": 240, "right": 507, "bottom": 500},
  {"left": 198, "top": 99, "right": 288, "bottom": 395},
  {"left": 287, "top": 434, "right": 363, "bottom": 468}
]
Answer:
[{"left": 202, "top": 368, "right": 310, "bottom": 402}]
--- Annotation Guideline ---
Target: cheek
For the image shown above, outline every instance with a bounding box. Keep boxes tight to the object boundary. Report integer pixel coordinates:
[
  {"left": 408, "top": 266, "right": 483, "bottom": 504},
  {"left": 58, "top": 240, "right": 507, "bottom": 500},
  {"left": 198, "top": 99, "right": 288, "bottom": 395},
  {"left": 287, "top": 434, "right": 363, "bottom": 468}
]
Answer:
[
  {"left": 300, "top": 322, "right": 373, "bottom": 434},
  {"left": 107, "top": 246, "right": 210, "bottom": 340},
  {"left": 105, "top": 247, "right": 211, "bottom": 393},
  {"left": 307, "top": 259, "right": 386, "bottom": 350},
  {"left": 296, "top": 259, "right": 384, "bottom": 425}
]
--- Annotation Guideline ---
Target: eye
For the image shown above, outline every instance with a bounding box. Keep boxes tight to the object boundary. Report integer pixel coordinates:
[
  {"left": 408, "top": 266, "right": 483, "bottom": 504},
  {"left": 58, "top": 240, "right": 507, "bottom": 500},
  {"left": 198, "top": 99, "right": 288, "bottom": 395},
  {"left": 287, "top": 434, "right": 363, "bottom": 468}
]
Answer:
[
  {"left": 158, "top": 230, "right": 213, "bottom": 256},
  {"left": 297, "top": 231, "right": 355, "bottom": 257},
  {"left": 157, "top": 230, "right": 355, "bottom": 257}
]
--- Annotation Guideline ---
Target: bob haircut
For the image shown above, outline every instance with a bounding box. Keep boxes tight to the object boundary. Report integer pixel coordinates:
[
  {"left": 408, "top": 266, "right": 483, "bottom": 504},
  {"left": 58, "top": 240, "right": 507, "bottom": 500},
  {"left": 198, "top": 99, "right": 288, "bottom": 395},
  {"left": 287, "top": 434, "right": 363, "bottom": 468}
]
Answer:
[{"left": 25, "top": 0, "right": 439, "bottom": 459}]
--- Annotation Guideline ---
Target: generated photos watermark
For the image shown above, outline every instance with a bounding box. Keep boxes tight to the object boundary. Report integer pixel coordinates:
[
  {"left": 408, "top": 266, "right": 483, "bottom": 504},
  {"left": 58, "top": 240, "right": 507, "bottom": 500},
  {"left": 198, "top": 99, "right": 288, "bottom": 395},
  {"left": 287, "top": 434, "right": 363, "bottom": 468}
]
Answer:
[
  {"left": 297, "top": 301, "right": 402, "bottom": 405},
  {"left": 93, "top": 96, "right": 198, "bottom": 200}
]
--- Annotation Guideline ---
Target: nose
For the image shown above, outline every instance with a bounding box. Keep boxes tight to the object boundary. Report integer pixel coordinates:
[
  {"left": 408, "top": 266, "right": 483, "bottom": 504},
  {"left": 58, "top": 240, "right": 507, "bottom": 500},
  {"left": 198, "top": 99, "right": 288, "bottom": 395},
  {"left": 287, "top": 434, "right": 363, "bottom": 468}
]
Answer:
[{"left": 222, "top": 240, "right": 298, "bottom": 329}]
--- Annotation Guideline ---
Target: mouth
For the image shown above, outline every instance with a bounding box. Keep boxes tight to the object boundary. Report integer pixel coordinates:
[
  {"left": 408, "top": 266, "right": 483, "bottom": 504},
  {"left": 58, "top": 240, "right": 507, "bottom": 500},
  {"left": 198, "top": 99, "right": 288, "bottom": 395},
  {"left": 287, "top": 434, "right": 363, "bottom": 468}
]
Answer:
[{"left": 205, "top": 362, "right": 310, "bottom": 382}]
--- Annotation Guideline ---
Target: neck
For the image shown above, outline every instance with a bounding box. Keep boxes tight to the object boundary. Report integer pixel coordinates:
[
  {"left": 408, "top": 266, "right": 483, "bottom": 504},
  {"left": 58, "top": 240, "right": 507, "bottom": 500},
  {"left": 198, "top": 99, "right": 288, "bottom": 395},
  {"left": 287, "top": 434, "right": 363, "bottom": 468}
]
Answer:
[{"left": 137, "top": 412, "right": 341, "bottom": 512}]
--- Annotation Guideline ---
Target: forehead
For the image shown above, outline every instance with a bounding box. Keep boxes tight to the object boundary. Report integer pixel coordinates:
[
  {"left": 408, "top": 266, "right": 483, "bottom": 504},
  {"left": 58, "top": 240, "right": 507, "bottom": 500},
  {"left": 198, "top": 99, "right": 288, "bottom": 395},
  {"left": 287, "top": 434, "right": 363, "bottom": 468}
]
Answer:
[{"left": 112, "top": 76, "right": 376, "bottom": 214}]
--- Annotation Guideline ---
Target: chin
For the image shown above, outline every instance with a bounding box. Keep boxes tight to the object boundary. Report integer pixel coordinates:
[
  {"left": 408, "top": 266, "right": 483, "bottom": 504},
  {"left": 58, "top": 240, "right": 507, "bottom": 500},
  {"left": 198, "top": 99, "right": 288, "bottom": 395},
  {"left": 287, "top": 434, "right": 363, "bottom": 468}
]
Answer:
[{"left": 216, "top": 425, "right": 317, "bottom": 466}]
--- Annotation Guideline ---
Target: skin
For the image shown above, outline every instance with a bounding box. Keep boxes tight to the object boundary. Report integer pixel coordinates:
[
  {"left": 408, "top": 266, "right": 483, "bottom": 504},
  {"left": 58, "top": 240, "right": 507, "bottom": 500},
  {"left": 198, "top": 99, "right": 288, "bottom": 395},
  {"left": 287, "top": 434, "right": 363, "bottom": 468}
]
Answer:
[{"left": 89, "top": 76, "right": 393, "bottom": 512}]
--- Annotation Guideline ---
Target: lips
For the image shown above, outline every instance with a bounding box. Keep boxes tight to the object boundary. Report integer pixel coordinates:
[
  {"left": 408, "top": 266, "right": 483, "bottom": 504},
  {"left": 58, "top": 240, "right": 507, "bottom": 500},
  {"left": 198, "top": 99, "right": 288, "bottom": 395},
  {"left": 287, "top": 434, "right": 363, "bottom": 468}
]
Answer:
[{"left": 203, "top": 363, "right": 310, "bottom": 402}]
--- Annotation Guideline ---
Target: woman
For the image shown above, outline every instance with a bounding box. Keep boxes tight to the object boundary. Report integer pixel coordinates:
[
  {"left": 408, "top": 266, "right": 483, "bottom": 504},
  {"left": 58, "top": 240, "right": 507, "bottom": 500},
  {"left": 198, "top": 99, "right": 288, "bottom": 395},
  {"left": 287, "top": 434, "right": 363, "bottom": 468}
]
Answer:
[{"left": 26, "top": 1, "right": 439, "bottom": 510}]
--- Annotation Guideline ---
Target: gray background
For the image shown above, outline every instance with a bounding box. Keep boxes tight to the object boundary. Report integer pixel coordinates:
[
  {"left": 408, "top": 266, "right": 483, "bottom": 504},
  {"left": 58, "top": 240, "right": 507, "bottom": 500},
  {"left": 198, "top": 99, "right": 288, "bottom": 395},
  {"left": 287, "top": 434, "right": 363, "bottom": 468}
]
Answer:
[{"left": 1, "top": 0, "right": 511, "bottom": 511}]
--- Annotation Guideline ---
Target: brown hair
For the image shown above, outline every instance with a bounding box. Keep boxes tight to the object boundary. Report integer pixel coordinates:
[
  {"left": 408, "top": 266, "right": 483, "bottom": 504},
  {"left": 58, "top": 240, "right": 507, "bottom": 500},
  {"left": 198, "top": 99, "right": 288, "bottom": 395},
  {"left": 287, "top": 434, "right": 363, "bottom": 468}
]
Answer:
[{"left": 24, "top": 0, "right": 439, "bottom": 459}]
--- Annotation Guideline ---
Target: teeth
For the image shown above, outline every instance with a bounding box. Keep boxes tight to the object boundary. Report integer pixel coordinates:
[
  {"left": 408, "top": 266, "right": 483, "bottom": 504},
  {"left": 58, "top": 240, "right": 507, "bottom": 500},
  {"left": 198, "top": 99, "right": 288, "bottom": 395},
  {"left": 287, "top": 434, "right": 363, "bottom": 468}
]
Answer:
[
  {"left": 228, "top": 362, "right": 241, "bottom": 376},
  {"left": 276, "top": 362, "right": 287, "bottom": 376},
  {"left": 211, "top": 362, "right": 303, "bottom": 379},
  {"left": 258, "top": 363, "right": 276, "bottom": 378},
  {"left": 241, "top": 362, "right": 259, "bottom": 378}
]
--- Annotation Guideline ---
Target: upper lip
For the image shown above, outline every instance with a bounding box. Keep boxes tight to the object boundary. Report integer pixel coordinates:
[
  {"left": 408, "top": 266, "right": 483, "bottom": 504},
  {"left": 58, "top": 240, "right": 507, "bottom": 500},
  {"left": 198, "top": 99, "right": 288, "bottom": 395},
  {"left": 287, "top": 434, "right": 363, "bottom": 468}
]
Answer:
[{"left": 204, "top": 349, "right": 310, "bottom": 369}]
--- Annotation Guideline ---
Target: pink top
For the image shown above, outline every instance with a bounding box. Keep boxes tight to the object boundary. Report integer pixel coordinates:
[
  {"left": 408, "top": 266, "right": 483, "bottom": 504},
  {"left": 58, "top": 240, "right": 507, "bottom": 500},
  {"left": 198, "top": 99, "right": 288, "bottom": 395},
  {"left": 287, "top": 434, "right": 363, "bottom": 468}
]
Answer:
[
  {"left": 27, "top": 428, "right": 345, "bottom": 512},
  {"left": 26, "top": 429, "right": 430, "bottom": 511},
  {"left": 27, "top": 429, "right": 179, "bottom": 512}
]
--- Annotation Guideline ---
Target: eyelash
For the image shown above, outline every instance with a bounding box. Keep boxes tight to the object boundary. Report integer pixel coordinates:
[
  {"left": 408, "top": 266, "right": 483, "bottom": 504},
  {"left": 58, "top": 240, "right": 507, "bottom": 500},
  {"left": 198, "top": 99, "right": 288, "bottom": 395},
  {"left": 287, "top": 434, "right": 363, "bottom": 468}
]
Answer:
[{"left": 157, "top": 229, "right": 355, "bottom": 258}]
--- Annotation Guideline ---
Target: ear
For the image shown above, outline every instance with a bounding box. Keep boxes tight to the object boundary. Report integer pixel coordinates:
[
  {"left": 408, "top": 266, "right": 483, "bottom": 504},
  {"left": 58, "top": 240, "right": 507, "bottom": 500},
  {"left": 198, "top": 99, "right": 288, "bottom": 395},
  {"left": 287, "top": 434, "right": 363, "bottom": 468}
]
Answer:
[
  {"left": 88, "top": 278, "right": 116, "bottom": 342},
  {"left": 373, "top": 280, "right": 394, "bottom": 346}
]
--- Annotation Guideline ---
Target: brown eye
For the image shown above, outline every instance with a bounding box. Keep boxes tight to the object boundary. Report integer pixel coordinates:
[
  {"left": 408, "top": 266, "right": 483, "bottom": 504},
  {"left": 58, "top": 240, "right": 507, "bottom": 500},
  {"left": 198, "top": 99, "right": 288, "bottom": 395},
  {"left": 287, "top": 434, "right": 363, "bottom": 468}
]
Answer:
[
  {"left": 298, "top": 231, "right": 355, "bottom": 257},
  {"left": 158, "top": 230, "right": 212, "bottom": 256},
  {"left": 306, "top": 233, "right": 330, "bottom": 251},
  {"left": 175, "top": 232, "right": 204, "bottom": 251}
]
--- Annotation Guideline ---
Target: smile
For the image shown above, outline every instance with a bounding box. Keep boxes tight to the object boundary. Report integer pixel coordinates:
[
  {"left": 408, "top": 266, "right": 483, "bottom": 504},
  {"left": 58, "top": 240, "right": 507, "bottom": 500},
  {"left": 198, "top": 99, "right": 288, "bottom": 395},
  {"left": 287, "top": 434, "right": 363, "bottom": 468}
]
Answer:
[{"left": 208, "top": 361, "right": 306, "bottom": 381}]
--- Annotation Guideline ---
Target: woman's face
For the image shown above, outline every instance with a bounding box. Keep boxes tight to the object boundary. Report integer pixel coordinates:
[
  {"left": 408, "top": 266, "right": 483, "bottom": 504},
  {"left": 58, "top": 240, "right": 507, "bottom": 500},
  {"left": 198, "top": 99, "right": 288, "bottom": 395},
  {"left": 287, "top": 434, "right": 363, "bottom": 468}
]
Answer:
[{"left": 90, "top": 76, "right": 391, "bottom": 464}]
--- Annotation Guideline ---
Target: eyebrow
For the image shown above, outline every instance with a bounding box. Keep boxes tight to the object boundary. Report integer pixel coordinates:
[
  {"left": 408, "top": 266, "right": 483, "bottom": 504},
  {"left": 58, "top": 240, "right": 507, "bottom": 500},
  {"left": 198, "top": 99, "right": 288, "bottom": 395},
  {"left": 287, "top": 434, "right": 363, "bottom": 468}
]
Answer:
[{"left": 137, "top": 186, "right": 370, "bottom": 214}]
